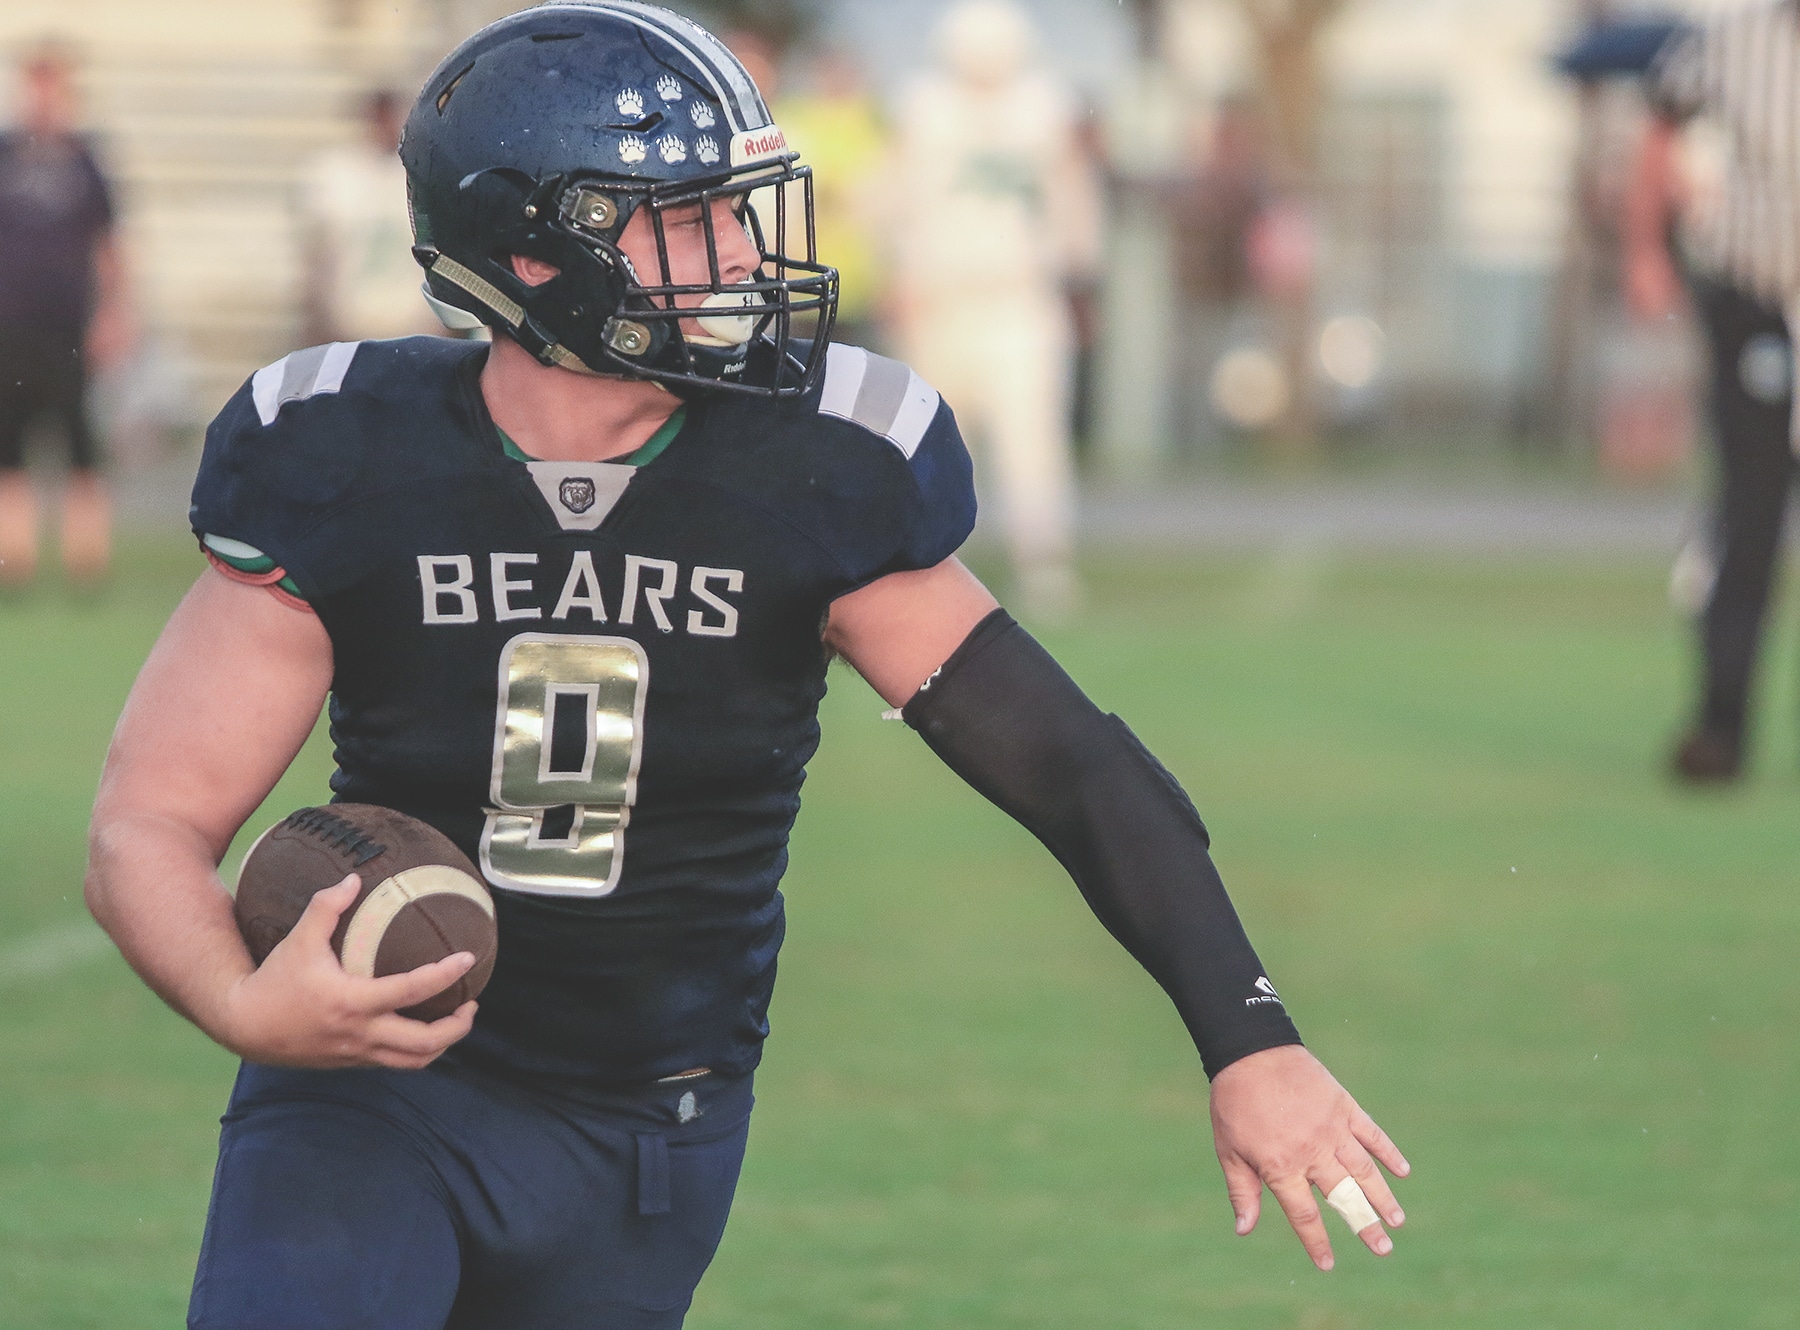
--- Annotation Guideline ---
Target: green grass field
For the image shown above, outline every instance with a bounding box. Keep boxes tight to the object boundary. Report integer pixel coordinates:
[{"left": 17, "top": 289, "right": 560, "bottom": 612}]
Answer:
[{"left": 3, "top": 534, "right": 1797, "bottom": 1329}]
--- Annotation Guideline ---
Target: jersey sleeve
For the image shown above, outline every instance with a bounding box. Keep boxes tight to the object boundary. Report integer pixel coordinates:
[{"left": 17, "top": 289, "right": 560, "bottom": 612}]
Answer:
[
  {"left": 188, "top": 342, "right": 368, "bottom": 602},
  {"left": 880, "top": 394, "right": 977, "bottom": 576},
  {"left": 812, "top": 343, "right": 977, "bottom": 586}
]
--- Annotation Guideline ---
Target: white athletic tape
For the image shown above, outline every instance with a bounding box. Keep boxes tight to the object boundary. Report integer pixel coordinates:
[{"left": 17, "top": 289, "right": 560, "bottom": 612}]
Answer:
[{"left": 1325, "top": 1177, "right": 1382, "bottom": 1234}]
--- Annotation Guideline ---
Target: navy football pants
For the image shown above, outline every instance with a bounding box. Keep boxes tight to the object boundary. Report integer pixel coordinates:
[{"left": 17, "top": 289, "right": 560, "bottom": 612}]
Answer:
[{"left": 188, "top": 1058, "right": 753, "bottom": 1330}]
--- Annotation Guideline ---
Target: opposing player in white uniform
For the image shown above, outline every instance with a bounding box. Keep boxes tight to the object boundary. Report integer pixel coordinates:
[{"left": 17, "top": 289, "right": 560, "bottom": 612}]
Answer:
[
  {"left": 298, "top": 91, "right": 445, "bottom": 345},
  {"left": 887, "top": 0, "right": 1102, "bottom": 617}
]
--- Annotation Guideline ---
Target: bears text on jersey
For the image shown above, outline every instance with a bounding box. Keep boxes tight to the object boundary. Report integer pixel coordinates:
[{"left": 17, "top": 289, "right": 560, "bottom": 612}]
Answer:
[{"left": 419, "top": 550, "right": 745, "bottom": 637}]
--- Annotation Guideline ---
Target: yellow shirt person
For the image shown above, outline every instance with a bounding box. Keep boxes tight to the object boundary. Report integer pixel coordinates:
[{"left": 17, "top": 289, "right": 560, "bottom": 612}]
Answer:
[{"left": 775, "top": 53, "right": 889, "bottom": 340}]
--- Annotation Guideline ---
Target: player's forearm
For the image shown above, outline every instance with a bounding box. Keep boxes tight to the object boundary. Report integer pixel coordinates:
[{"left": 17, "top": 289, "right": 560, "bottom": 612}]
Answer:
[
  {"left": 87, "top": 573, "right": 336, "bottom": 1052},
  {"left": 904, "top": 611, "right": 1303, "bottom": 1078},
  {"left": 85, "top": 809, "right": 255, "bottom": 1047}
]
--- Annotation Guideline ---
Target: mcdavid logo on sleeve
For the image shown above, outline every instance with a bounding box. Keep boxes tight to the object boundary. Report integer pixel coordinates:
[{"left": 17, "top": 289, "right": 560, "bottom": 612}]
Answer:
[{"left": 1245, "top": 976, "right": 1284, "bottom": 1007}]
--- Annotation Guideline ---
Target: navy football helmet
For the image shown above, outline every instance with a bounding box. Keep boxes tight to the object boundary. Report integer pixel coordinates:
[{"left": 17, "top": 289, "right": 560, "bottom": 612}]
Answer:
[{"left": 401, "top": 1, "right": 838, "bottom": 396}]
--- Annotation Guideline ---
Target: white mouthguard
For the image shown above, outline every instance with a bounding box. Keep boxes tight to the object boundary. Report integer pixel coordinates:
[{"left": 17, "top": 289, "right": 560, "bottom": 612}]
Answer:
[{"left": 691, "top": 289, "right": 766, "bottom": 346}]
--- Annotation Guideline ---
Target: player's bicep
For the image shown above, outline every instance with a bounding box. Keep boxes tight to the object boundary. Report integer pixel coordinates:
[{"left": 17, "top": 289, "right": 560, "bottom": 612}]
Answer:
[
  {"left": 824, "top": 557, "right": 999, "bottom": 708},
  {"left": 95, "top": 569, "right": 333, "bottom": 861}
]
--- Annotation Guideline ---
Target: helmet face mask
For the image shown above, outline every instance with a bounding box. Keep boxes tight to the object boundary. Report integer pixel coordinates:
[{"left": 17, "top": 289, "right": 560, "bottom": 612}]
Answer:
[
  {"left": 552, "top": 161, "right": 837, "bottom": 394},
  {"left": 402, "top": 2, "right": 840, "bottom": 398}
]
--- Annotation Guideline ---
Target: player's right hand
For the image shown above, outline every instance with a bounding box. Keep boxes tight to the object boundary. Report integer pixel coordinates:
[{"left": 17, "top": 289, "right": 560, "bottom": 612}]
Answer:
[{"left": 218, "top": 876, "right": 478, "bottom": 1070}]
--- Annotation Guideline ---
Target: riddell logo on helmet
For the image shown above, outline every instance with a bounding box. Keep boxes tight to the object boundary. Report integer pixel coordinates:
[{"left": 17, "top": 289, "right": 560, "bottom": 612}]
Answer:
[{"left": 729, "top": 126, "right": 788, "bottom": 167}]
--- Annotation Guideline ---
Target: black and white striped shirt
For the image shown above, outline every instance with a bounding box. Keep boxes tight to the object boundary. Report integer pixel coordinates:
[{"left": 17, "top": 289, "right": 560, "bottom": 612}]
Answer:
[{"left": 1648, "top": 0, "right": 1800, "bottom": 306}]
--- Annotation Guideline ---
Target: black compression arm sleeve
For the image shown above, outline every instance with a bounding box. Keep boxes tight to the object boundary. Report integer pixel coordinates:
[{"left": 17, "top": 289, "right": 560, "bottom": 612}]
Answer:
[{"left": 903, "top": 609, "right": 1303, "bottom": 1078}]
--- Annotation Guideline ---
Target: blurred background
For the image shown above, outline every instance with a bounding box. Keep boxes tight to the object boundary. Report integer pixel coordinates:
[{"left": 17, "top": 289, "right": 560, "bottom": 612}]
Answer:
[
  {"left": 0, "top": 0, "right": 1739, "bottom": 479},
  {"left": 3, "top": 2, "right": 1798, "bottom": 1328}
]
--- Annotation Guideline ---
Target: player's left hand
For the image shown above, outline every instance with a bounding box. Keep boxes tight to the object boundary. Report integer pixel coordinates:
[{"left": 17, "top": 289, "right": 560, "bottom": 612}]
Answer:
[{"left": 1209, "top": 1043, "right": 1410, "bottom": 1271}]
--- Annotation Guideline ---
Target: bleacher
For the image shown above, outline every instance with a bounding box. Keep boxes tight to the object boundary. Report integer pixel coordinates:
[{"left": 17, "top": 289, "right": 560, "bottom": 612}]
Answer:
[{"left": 3, "top": 2, "right": 515, "bottom": 419}]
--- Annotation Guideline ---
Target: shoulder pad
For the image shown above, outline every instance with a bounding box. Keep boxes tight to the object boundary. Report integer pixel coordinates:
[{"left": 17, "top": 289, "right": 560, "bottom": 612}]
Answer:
[
  {"left": 249, "top": 342, "right": 361, "bottom": 426},
  {"left": 816, "top": 344, "right": 941, "bottom": 459}
]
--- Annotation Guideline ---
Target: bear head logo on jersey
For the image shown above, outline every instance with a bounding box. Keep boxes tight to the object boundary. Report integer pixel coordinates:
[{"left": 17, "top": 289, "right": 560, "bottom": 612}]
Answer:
[
  {"left": 401, "top": 1, "right": 839, "bottom": 398},
  {"left": 559, "top": 476, "right": 598, "bottom": 514}
]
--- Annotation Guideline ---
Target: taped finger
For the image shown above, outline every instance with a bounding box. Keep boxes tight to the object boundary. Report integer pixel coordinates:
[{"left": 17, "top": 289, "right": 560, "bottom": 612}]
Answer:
[
  {"left": 1325, "top": 1176, "right": 1382, "bottom": 1234},
  {"left": 1338, "top": 1142, "right": 1404, "bottom": 1227}
]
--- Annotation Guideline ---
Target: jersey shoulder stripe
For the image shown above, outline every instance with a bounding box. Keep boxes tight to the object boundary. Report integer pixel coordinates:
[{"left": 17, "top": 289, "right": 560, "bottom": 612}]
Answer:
[
  {"left": 817, "top": 343, "right": 940, "bottom": 460},
  {"left": 250, "top": 341, "right": 361, "bottom": 426}
]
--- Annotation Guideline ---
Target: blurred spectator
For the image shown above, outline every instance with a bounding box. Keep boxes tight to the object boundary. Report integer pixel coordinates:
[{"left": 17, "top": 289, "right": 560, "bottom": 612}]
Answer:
[
  {"left": 1166, "top": 98, "right": 1271, "bottom": 449},
  {"left": 886, "top": 0, "right": 1102, "bottom": 618},
  {"left": 1629, "top": 4, "right": 1800, "bottom": 783},
  {"left": 0, "top": 41, "right": 129, "bottom": 590},
  {"left": 297, "top": 90, "right": 439, "bottom": 345},
  {"left": 776, "top": 47, "right": 889, "bottom": 349}
]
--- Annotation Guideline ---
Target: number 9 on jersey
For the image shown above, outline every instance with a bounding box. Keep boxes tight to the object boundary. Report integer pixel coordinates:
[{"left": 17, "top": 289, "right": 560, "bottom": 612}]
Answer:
[{"left": 480, "top": 634, "right": 649, "bottom": 896}]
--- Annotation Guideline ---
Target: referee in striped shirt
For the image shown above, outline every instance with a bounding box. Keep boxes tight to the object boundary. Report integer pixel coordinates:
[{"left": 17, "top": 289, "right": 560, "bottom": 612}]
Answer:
[{"left": 1627, "top": 0, "right": 1800, "bottom": 782}]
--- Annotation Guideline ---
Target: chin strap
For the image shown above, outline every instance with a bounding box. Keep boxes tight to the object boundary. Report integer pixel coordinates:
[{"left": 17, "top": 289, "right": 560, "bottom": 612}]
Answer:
[{"left": 423, "top": 252, "right": 603, "bottom": 377}]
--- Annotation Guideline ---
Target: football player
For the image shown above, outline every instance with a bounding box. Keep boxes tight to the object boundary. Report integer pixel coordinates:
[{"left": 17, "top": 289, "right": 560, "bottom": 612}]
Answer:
[{"left": 84, "top": 6, "right": 1408, "bottom": 1327}]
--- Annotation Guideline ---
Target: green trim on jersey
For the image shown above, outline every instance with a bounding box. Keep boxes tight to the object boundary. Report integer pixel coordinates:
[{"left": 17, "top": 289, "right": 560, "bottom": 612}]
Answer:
[
  {"left": 496, "top": 406, "right": 686, "bottom": 468},
  {"left": 202, "top": 533, "right": 303, "bottom": 598}
]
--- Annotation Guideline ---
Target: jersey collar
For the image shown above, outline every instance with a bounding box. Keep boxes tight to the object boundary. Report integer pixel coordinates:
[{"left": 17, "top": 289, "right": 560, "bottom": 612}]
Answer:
[{"left": 496, "top": 406, "right": 687, "bottom": 469}]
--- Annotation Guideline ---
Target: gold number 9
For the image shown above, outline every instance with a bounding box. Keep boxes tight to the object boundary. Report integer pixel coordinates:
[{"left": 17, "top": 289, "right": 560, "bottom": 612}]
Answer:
[{"left": 479, "top": 634, "right": 649, "bottom": 896}]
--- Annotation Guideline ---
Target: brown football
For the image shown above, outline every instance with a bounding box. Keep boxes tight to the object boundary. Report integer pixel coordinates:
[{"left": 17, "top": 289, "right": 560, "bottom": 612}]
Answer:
[{"left": 234, "top": 804, "right": 497, "bottom": 1021}]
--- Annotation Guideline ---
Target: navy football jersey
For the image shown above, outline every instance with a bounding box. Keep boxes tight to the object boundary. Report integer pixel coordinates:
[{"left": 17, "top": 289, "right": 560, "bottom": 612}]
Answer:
[{"left": 190, "top": 336, "right": 976, "bottom": 1086}]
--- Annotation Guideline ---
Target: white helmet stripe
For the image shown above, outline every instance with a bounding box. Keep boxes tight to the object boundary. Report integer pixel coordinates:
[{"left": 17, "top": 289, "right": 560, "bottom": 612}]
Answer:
[
  {"left": 598, "top": 2, "right": 768, "bottom": 133},
  {"left": 532, "top": 3, "right": 765, "bottom": 133},
  {"left": 537, "top": 2, "right": 746, "bottom": 132}
]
